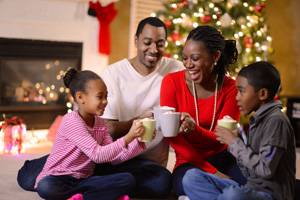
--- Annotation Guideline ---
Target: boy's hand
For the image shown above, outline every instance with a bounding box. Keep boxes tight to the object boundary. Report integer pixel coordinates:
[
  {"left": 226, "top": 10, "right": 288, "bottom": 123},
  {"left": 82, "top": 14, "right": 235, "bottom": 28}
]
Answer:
[
  {"left": 215, "top": 126, "right": 239, "bottom": 145},
  {"left": 179, "top": 112, "right": 196, "bottom": 134},
  {"left": 124, "top": 120, "right": 145, "bottom": 145}
]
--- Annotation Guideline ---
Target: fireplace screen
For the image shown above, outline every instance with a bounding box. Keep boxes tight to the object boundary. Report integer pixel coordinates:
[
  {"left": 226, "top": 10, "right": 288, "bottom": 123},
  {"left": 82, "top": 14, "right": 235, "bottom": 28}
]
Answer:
[
  {"left": 0, "top": 38, "right": 82, "bottom": 129},
  {"left": 1, "top": 58, "right": 77, "bottom": 106}
]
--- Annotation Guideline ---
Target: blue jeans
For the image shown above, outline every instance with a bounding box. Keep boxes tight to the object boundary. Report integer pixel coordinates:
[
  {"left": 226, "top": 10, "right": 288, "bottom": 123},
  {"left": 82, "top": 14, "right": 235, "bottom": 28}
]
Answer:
[
  {"left": 17, "top": 155, "right": 172, "bottom": 199},
  {"left": 183, "top": 169, "right": 273, "bottom": 200},
  {"left": 172, "top": 150, "right": 247, "bottom": 197},
  {"left": 93, "top": 158, "right": 172, "bottom": 198},
  {"left": 37, "top": 173, "right": 135, "bottom": 200}
]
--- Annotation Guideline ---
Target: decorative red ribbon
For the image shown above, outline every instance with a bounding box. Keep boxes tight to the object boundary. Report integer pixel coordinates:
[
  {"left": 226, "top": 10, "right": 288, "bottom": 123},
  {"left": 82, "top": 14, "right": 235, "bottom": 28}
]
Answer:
[
  {"left": 89, "top": 1, "right": 118, "bottom": 55},
  {"left": 1, "top": 116, "right": 25, "bottom": 131}
]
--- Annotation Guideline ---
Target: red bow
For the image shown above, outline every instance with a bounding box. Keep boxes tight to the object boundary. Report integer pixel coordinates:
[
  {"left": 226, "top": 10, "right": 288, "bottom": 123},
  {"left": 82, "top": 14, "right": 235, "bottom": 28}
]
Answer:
[
  {"left": 1, "top": 116, "right": 25, "bottom": 131},
  {"left": 89, "top": 1, "right": 118, "bottom": 55}
]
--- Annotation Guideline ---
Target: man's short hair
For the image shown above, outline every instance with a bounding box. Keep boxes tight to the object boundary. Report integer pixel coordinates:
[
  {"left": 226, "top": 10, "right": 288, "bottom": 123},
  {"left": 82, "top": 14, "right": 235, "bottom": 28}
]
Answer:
[
  {"left": 238, "top": 61, "right": 281, "bottom": 100},
  {"left": 135, "top": 17, "right": 167, "bottom": 39}
]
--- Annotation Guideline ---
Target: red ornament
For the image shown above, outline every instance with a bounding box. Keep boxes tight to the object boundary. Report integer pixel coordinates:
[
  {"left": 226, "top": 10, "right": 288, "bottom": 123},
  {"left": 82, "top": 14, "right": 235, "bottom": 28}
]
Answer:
[
  {"left": 171, "top": 4, "right": 178, "bottom": 11},
  {"left": 254, "top": 4, "right": 262, "bottom": 13},
  {"left": 164, "top": 53, "right": 171, "bottom": 58},
  {"left": 201, "top": 15, "right": 212, "bottom": 24},
  {"left": 164, "top": 19, "right": 172, "bottom": 29},
  {"left": 261, "top": 3, "right": 265, "bottom": 8},
  {"left": 243, "top": 36, "right": 254, "bottom": 49},
  {"left": 171, "top": 32, "right": 180, "bottom": 42}
]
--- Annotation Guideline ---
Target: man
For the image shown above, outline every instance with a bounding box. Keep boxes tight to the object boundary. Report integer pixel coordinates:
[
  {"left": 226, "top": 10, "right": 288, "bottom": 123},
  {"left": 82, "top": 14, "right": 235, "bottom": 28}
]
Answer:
[
  {"left": 97, "top": 17, "right": 184, "bottom": 198},
  {"left": 17, "top": 17, "right": 184, "bottom": 199}
]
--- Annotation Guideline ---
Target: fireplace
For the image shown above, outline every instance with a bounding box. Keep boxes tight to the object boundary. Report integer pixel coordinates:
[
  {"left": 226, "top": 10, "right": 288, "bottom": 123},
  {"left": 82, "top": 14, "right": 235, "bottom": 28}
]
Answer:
[{"left": 0, "top": 38, "right": 82, "bottom": 129}]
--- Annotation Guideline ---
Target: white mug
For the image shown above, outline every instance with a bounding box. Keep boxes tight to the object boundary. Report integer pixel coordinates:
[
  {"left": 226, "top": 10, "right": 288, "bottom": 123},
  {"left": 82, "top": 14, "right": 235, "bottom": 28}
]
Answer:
[
  {"left": 160, "top": 112, "right": 180, "bottom": 137},
  {"left": 153, "top": 106, "right": 175, "bottom": 131}
]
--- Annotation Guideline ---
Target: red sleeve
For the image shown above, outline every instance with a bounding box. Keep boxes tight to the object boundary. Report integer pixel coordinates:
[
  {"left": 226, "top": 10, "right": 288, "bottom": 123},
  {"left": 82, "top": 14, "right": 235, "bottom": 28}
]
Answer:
[
  {"left": 160, "top": 73, "right": 178, "bottom": 109},
  {"left": 167, "top": 135, "right": 218, "bottom": 173},
  {"left": 190, "top": 78, "right": 241, "bottom": 145},
  {"left": 216, "top": 78, "right": 241, "bottom": 124}
]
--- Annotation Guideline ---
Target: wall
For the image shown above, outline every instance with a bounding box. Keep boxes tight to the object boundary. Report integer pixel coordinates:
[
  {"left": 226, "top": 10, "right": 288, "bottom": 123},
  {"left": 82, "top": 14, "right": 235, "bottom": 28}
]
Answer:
[
  {"left": 1, "top": 0, "right": 299, "bottom": 97},
  {"left": 108, "top": 0, "right": 131, "bottom": 65},
  {"left": 266, "top": 0, "right": 300, "bottom": 97},
  {"left": 0, "top": 0, "right": 108, "bottom": 75}
]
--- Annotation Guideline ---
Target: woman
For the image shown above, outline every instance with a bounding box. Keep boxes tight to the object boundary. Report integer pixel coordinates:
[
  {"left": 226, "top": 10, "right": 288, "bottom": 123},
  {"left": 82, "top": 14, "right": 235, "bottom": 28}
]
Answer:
[{"left": 160, "top": 25, "right": 246, "bottom": 197}]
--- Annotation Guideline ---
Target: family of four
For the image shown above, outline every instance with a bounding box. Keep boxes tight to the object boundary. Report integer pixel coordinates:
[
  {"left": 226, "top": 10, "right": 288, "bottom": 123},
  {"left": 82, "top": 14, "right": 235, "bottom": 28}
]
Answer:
[{"left": 17, "top": 17, "right": 296, "bottom": 200}]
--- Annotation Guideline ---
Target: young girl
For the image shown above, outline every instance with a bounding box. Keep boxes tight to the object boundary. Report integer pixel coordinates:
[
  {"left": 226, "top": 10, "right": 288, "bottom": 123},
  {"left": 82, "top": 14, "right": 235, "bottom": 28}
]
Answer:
[{"left": 34, "top": 68, "right": 146, "bottom": 200}]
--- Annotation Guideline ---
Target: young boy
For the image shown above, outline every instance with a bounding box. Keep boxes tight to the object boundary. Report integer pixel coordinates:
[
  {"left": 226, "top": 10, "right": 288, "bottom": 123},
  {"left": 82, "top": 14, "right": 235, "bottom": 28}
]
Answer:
[{"left": 182, "top": 61, "right": 296, "bottom": 200}]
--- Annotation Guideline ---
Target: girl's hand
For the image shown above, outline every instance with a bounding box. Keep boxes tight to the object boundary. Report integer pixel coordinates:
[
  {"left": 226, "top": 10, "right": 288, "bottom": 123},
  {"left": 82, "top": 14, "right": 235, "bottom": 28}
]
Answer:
[
  {"left": 179, "top": 112, "right": 196, "bottom": 134},
  {"left": 152, "top": 130, "right": 157, "bottom": 140},
  {"left": 215, "top": 126, "right": 238, "bottom": 145},
  {"left": 124, "top": 120, "right": 145, "bottom": 145}
]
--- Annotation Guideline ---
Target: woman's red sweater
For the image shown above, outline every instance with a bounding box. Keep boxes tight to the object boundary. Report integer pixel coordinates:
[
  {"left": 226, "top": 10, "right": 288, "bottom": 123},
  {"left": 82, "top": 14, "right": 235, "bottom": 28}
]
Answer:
[{"left": 160, "top": 70, "right": 241, "bottom": 173}]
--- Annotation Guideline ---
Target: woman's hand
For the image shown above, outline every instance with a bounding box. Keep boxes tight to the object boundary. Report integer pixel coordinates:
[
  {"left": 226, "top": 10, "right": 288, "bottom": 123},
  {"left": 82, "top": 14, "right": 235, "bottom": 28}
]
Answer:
[
  {"left": 179, "top": 112, "right": 196, "bottom": 134},
  {"left": 214, "top": 171, "right": 232, "bottom": 179}
]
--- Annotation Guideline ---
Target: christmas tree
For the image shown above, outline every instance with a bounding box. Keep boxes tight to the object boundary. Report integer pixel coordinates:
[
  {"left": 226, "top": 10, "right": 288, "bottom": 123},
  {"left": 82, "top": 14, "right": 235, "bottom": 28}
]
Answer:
[{"left": 154, "top": 0, "right": 272, "bottom": 74}]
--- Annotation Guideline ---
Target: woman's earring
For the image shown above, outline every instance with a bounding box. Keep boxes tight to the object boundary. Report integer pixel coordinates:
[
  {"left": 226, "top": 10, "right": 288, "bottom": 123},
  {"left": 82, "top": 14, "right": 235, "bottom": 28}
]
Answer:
[{"left": 214, "top": 62, "right": 217, "bottom": 66}]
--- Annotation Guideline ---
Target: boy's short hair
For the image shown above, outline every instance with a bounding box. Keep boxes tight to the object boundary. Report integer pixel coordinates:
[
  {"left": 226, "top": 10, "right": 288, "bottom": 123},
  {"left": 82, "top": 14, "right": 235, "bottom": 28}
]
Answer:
[
  {"left": 135, "top": 17, "right": 167, "bottom": 39},
  {"left": 238, "top": 61, "right": 281, "bottom": 100}
]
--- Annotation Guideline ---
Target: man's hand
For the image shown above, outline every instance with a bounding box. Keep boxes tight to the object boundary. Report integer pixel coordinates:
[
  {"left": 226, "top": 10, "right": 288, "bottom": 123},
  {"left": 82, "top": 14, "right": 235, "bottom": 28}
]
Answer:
[{"left": 138, "top": 108, "right": 154, "bottom": 119}]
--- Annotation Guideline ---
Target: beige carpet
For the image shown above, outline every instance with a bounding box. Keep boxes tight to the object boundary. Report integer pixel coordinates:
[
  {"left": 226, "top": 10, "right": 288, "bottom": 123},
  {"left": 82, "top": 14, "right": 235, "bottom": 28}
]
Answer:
[
  {"left": 1, "top": 139, "right": 299, "bottom": 200},
  {"left": 0, "top": 141, "right": 53, "bottom": 200},
  {"left": 0, "top": 139, "right": 176, "bottom": 200}
]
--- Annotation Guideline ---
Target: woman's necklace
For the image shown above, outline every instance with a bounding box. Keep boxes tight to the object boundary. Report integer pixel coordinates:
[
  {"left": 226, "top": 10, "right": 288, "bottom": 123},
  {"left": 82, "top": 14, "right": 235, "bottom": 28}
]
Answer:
[{"left": 192, "top": 81, "right": 218, "bottom": 131}]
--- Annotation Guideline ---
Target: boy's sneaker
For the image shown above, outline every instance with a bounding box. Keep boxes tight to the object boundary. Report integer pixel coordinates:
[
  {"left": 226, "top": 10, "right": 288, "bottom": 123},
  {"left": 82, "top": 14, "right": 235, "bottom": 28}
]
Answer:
[{"left": 178, "top": 195, "right": 190, "bottom": 200}]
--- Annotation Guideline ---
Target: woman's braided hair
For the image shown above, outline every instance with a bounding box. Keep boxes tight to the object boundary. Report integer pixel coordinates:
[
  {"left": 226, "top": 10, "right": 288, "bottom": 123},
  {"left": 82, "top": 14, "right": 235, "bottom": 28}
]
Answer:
[{"left": 187, "top": 25, "right": 238, "bottom": 87}]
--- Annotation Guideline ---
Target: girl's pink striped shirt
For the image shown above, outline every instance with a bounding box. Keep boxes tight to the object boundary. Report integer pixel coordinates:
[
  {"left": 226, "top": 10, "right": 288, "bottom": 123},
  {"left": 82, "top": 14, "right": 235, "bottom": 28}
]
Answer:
[{"left": 34, "top": 111, "right": 145, "bottom": 188}]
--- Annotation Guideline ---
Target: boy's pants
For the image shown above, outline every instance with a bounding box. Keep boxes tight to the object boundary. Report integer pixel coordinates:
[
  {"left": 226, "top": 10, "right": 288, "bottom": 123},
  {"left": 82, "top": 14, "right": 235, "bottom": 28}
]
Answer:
[{"left": 183, "top": 168, "right": 273, "bottom": 200}]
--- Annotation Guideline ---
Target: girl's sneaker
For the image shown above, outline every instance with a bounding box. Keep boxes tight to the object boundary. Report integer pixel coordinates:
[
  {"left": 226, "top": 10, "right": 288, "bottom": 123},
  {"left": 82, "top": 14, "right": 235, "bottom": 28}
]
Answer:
[
  {"left": 117, "top": 195, "right": 130, "bottom": 200},
  {"left": 67, "top": 193, "right": 83, "bottom": 200}
]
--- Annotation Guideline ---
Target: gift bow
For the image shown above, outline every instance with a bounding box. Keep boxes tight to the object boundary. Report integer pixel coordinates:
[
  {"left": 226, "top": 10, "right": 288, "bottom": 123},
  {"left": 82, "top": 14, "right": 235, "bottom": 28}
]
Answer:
[{"left": 1, "top": 116, "right": 25, "bottom": 131}]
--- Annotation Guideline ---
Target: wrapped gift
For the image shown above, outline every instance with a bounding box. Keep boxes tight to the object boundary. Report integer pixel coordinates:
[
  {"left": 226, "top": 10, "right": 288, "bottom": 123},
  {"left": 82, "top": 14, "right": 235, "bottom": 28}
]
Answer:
[{"left": 0, "top": 116, "right": 26, "bottom": 154}]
